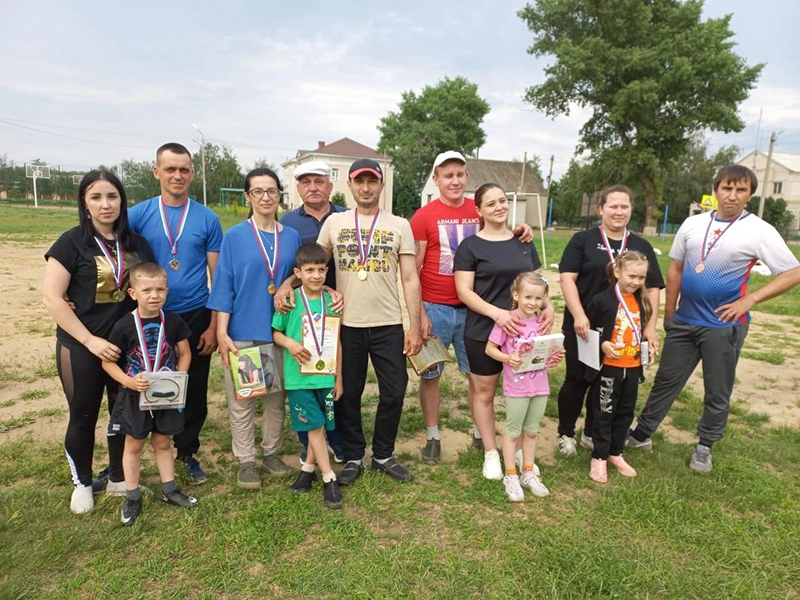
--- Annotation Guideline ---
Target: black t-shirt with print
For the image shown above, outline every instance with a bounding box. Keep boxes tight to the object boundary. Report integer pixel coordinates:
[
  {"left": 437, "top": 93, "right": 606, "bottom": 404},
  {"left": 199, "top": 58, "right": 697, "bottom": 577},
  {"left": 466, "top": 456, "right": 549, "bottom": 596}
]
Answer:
[
  {"left": 454, "top": 236, "right": 541, "bottom": 342},
  {"left": 45, "top": 227, "right": 155, "bottom": 344},
  {"left": 558, "top": 227, "right": 665, "bottom": 331},
  {"left": 107, "top": 311, "right": 191, "bottom": 377}
]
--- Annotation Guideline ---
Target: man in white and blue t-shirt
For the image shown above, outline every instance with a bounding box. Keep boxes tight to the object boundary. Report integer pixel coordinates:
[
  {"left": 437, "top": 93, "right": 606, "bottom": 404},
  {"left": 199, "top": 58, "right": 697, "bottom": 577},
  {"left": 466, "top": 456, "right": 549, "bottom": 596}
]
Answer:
[
  {"left": 128, "top": 143, "right": 224, "bottom": 483},
  {"left": 628, "top": 165, "right": 800, "bottom": 472}
]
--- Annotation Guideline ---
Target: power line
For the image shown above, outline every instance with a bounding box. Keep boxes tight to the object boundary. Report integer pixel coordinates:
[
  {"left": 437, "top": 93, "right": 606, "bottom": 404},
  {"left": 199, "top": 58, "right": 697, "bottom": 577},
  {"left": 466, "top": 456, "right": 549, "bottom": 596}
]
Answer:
[
  {"left": 0, "top": 116, "right": 169, "bottom": 139},
  {"left": 0, "top": 118, "right": 153, "bottom": 149}
]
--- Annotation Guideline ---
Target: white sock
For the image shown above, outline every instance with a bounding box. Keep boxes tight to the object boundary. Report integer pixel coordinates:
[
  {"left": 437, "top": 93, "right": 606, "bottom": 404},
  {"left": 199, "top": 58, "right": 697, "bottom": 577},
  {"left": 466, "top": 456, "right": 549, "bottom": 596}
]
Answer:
[
  {"left": 322, "top": 471, "right": 336, "bottom": 483},
  {"left": 426, "top": 425, "right": 440, "bottom": 440},
  {"left": 373, "top": 456, "right": 391, "bottom": 464},
  {"left": 301, "top": 463, "right": 316, "bottom": 473},
  {"left": 473, "top": 424, "right": 482, "bottom": 439}
]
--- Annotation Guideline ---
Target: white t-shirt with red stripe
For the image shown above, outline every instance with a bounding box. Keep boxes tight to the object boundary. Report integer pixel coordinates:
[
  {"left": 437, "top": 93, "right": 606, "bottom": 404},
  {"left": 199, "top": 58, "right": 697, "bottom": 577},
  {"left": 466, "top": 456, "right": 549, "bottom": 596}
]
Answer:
[{"left": 671, "top": 211, "right": 799, "bottom": 327}]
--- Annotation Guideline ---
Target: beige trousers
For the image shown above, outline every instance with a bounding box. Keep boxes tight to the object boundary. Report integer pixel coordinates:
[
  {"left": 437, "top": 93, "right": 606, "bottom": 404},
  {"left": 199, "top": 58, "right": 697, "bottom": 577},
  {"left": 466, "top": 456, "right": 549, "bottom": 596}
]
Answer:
[{"left": 223, "top": 340, "right": 286, "bottom": 464}]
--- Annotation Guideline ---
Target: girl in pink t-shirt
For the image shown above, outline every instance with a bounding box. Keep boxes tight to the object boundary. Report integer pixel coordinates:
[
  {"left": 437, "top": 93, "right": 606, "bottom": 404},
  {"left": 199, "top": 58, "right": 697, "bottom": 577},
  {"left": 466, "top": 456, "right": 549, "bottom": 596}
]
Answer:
[{"left": 486, "top": 272, "right": 564, "bottom": 502}]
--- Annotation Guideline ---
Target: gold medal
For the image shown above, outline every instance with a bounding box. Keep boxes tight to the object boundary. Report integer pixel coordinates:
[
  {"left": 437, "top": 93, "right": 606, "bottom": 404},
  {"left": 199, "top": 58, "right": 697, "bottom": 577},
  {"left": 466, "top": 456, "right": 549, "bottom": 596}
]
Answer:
[
  {"left": 268, "top": 283, "right": 277, "bottom": 295},
  {"left": 357, "top": 268, "right": 368, "bottom": 281},
  {"left": 695, "top": 263, "right": 705, "bottom": 274},
  {"left": 112, "top": 289, "right": 126, "bottom": 302},
  {"left": 315, "top": 359, "right": 325, "bottom": 371},
  {"left": 169, "top": 259, "right": 181, "bottom": 271}
]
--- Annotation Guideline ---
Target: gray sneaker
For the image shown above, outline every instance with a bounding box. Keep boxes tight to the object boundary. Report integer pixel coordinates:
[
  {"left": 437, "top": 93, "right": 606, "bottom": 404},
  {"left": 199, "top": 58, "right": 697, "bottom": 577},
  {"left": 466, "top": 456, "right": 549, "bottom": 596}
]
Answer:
[
  {"left": 580, "top": 432, "right": 594, "bottom": 451},
  {"left": 421, "top": 438, "right": 441, "bottom": 464},
  {"left": 689, "top": 444, "right": 713, "bottom": 474},
  {"left": 261, "top": 454, "right": 292, "bottom": 475},
  {"left": 237, "top": 462, "right": 261, "bottom": 490},
  {"left": 625, "top": 431, "right": 653, "bottom": 452}
]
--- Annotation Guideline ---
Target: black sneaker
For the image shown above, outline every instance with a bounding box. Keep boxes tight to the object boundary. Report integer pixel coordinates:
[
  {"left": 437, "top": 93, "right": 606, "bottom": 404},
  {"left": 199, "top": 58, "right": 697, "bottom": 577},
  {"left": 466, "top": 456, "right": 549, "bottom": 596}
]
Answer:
[
  {"left": 421, "top": 438, "right": 441, "bottom": 464},
  {"left": 92, "top": 467, "right": 110, "bottom": 494},
  {"left": 338, "top": 461, "right": 363, "bottom": 486},
  {"left": 371, "top": 457, "right": 414, "bottom": 482},
  {"left": 289, "top": 470, "right": 317, "bottom": 494},
  {"left": 121, "top": 497, "right": 142, "bottom": 526},
  {"left": 323, "top": 480, "right": 343, "bottom": 509},
  {"left": 471, "top": 434, "right": 484, "bottom": 451},
  {"left": 181, "top": 455, "right": 209, "bottom": 484},
  {"left": 162, "top": 489, "right": 198, "bottom": 508}
]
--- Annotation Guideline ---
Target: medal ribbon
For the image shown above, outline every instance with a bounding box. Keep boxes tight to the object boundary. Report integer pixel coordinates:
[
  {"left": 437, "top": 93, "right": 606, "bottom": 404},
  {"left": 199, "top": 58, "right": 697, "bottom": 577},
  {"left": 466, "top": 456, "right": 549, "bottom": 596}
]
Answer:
[
  {"left": 248, "top": 218, "right": 280, "bottom": 282},
  {"left": 133, "top": 309, "right": 165, "bottom": 373},
  {"left": 94, "top": 236, "right": 124, "bottom": 291},
  {"left": 355, "top": 209, "right": 381, "bottom": 267},
  {"left": 299, "top": 287, "right": 326, "bottom": 357},
  {"left": 158, "top": 196, "right": 191, "bottom": 260},
  {"left": 599, "top": 226, "right": 629, "bottom": 263},
  {"left": 613, "top": 284, "right": 641, "bottom": 347},
  {"left": 700, "top": 210, "right": 746, "bottom": 263}
]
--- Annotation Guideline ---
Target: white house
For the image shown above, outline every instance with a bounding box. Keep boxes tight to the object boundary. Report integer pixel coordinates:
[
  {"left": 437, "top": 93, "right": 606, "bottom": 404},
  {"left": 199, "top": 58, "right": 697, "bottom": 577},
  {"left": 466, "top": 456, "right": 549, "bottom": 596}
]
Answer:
[
  {"left": 419, "top": 158, "right": 548, "bottom": 227},
  {"left": 737, "top": 150, "right": 800, "bottom": 229},
  {"left": 282, "top": 138, "right": 394, "bottom": 212}
]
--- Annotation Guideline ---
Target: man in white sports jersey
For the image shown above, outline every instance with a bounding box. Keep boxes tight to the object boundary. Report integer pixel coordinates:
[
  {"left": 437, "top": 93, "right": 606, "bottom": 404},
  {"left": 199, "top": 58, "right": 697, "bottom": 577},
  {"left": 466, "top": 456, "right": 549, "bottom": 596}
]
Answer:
[{"left": 627, "top": 165, "right": 800, "bottom": 473}]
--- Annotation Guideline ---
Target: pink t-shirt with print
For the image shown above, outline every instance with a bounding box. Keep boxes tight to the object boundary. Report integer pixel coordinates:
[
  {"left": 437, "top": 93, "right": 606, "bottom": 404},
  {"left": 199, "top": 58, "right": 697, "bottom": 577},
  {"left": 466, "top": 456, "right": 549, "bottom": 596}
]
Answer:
[{"left": 488, "top": 311, "right": 552, "bottom": 398}]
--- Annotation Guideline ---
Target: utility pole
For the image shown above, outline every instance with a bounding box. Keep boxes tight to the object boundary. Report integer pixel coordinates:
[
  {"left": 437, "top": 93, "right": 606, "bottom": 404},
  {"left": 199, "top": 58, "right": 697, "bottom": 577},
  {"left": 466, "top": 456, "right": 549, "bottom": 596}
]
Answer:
[
  {"left": 758, "top": 132, "right": 777, "bottom": 219},
  {"left": 546, "top": 155, "right": 555, "bottom": 229},
  {"left": 192, "top": 123, "right": 208, "bottom": 206}
]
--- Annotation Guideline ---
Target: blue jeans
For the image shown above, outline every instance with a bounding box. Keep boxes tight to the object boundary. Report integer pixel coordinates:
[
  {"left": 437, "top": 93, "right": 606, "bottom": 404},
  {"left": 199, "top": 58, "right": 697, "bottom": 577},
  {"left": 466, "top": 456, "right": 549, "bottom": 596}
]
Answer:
[{"left": 420, "top": 302, "right": 470, "bottom": 379}]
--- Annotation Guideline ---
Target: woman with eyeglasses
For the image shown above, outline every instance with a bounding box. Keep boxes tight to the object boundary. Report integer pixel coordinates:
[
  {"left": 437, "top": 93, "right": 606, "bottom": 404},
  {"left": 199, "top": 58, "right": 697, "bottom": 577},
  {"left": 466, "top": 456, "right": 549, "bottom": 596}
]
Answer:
[{"left": 208, "top": 168, "right": 302, "bottom": 489}]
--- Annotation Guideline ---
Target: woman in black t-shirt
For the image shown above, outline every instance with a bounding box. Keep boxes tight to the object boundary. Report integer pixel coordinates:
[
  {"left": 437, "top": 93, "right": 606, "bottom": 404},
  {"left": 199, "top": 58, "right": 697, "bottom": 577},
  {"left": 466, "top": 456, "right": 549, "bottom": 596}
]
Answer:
[
  {"left": 556, "top": 185, "right": 664, "bottom": 457},
  {"left": 43, "top": 170, "right": 153, "bottom": 514},
  {"left": 454, "top": 183, "right": 545, "bottom": 481}
]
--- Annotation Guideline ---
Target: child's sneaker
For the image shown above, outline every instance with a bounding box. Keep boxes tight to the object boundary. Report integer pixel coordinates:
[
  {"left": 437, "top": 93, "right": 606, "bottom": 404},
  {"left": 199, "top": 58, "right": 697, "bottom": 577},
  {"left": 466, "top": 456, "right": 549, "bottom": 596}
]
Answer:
[
  {"left": 237, "top": 462, "right": 261, "bottom": 490},
  {"left": 323, "top": 480, "right": 343, "bottom": 509},
  {"left": 162, "top": 489, "right": 198, "bottom": 508},
  {"left": 580, "top": 432, "right": 594, "bottom": 450},
  {"left": 329, "top": 444, "right": 346, "bottom": 464},
  {"left": 181, "top": 455, "right": 209, "bottom": 484},
  {"left": 521, "top": 471, "right": 550, "bottom": 497},
  {"left": 290, "top": 470, "right": 317, "bottom": 494},
  {"left": 121, "top": 497, "right": 142, "bottom": 526},
  {"left": 482, "top": 449, "right": 503, "bottom": 480},
  {"left": 503, "top": 475, "right": 525, "bottom": 502},
  {"left": 558, "top": 435, "right": 577, "bottom": 456},
  {"left": 514, "top": 449, "right": 541, "bottom": 477}
]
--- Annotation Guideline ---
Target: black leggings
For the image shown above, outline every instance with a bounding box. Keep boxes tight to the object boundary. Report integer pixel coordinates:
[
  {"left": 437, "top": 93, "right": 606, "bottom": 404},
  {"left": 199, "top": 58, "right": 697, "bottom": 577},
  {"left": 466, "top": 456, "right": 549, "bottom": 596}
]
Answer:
[
  {"left": 56, "top": 340, "right": 125, "bottom": 487},
  {"left": 556, "top": 328, "right": 594, "bottom": 438}
]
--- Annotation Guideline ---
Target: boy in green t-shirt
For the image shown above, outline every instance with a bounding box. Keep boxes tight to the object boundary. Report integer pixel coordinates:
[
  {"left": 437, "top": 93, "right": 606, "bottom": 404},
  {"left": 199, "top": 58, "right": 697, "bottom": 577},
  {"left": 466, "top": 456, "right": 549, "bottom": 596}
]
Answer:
[{"left": 272, "top": 243, "right": 344, "bottom": 509}]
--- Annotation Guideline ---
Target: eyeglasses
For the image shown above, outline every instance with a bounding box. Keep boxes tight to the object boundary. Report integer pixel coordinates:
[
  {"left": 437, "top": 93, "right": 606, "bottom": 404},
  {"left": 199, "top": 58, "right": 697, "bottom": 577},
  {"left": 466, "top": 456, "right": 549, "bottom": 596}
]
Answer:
[{"left": 249, "top": 187, "right": 281, "bottom": 200}]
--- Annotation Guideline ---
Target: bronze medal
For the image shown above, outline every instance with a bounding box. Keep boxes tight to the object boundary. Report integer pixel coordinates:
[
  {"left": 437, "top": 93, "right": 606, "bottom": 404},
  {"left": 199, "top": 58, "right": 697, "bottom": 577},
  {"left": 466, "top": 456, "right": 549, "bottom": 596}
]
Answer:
[
  {"left": 112, "top": 289, "right": 126, "bottom": 302},
  {"left": 315, "top": 359, "right": 325, "bottom": 371},
  {"left": 268, "top": 283, "right": 277, "bottom": 295},
  {"left": 695, "top": 263, "right": 705, "bottom": 274},
  {"left": 357, "top": 268, "right": 368, "bottom": 281},
  {"left": 169, "top": 259, "right": 181, "bottom": 271}
]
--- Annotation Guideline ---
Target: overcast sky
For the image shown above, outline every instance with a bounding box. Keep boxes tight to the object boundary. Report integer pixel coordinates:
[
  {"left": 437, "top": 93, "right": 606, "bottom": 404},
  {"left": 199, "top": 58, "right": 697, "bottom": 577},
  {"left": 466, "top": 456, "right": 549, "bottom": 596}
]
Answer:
[{"left": 1, "top": 0, "right": 798, "bottom": 179}]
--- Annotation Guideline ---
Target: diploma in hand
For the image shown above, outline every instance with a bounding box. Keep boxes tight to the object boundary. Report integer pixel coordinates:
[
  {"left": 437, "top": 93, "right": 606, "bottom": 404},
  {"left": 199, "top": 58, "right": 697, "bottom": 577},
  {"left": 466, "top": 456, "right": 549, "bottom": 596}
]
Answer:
[
  {"left": 512, "top": 333, "right": 565, "bottom": 375},
  {"left": 407, "top": 336, "right": 455, "bottom": 376},
  {"left": 299, "top": 315, "right": 342, "bottom": 375}
]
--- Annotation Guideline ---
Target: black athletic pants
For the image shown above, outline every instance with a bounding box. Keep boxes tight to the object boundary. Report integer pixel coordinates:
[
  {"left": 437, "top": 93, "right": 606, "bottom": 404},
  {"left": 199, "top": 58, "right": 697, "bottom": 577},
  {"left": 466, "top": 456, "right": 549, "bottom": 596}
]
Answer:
[
  {"left": 557, "top": 328, "right": 595, "bottom": 438},
  {"left": 56, "top": 340, "right": 125, "bottom": 487},
  {"left": 589, "top": 365, "right": 641, "bottom": 460},
  {"left": 172, "top": 307, "right": 212, "bottom": 458},
  {"left": 336, "top": 324, "right": 408, "bottom": 461}
]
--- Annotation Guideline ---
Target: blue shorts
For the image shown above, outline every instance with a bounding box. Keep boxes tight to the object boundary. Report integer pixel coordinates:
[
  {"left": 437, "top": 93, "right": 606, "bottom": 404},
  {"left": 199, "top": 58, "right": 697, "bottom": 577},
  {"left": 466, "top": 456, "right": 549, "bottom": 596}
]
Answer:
[{"left": 420, "top": 302, "right": 470, "bottom": 379}]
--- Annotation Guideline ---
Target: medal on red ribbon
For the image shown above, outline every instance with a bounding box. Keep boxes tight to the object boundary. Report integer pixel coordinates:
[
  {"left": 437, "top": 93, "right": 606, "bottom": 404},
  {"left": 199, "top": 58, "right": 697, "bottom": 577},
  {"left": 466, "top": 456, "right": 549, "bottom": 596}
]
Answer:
[
  {"left": 158, "top": 196, "right": 191, "bottom": 271},
  {"left": 599, "top": 225, "right": 629, "bottom": 263},
  {"left": 613, "top": 284, "right": 641, "bottom": 348},
  {"left": 354, "top": 209, "right": 381, "bottom": 280},
  {"left": 133, "top": 308, "right": 165, "bottom": 373},
  {"left": 248, "top": 218, "right": 280, "bottom": 294},
  {"left": 696, "top": 210, "right": 746, "bottom": 274},
  {"left": 300, "top": 287, "right": 326, "bottom": 370},
  {"left": 94, "top": 236, "right": 126, "bottom": 302}
]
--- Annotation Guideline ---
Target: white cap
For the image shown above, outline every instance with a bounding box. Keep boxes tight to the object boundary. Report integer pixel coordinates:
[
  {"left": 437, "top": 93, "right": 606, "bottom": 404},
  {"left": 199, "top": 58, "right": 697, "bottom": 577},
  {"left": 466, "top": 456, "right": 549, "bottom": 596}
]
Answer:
[
  {"left": 294, "top": 160, "right": 331, "bottom": 179},
  {"left": 433, "top": 151, "right": 467, "bottom": 169}
]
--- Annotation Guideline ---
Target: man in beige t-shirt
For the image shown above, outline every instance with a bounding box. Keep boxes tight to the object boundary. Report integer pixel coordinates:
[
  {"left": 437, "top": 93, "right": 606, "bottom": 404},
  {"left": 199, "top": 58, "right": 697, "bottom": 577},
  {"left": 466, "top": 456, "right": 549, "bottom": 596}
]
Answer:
[{"left": 318, "top": 158, "right": 422, "bottom": 486}]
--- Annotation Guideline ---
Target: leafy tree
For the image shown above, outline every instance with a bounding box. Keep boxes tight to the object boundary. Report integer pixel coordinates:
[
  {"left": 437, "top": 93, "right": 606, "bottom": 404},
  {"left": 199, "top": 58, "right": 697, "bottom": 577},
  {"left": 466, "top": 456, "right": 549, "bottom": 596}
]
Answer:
[
  {"left": 746, "top": 196, "right": 794, "bottom": 231},
  {"left": 120, "top": 159, "right": 160, "bottom": 202},
  {"left": 251, "top": 157, "right": 278, "bottom": 172},
  {"left": 331, "top": 192, "right": 348, "bottom": 208},
  {"left": 378, "top": 76, "right": 490, "bottom": 217},
  {"left": 519, "top": 0, "right": 762, "bottom": 232},
  {"left": 190, "top": 143, "right": 244, "bottom": 203}
]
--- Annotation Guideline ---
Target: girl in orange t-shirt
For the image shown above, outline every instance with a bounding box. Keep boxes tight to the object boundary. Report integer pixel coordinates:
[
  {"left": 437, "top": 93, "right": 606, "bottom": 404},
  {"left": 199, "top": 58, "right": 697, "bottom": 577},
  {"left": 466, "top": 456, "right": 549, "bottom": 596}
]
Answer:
[{"left": 585, "top": 251, "right": 653, "bottom": 483}]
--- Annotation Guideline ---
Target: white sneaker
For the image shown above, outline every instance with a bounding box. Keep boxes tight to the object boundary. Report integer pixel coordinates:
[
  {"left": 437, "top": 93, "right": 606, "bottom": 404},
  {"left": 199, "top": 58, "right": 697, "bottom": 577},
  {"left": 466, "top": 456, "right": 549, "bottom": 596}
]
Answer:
[
  {"left": 482, "top": 449, "right": 503, "bottom": 480},
  {"left": 70, "top": 485, "right": 94, "bottom": 514},
  {"left": 521, "top": 472, "right": 550, "bottom": 497},
  {"left": 580, "top": 432, "right": 594, "bottom": 451},
  {"left": 514, "top": 449, "right": 540, "bottom": 476},
  {"left": 503, "top": 475, "right": 525, "bottom": 502},
  {"left": 558, "top": 435, "right": 578, "bottom": 457},
  {"left": 105, "top": 480, "right": 127, "bottom": 497}
]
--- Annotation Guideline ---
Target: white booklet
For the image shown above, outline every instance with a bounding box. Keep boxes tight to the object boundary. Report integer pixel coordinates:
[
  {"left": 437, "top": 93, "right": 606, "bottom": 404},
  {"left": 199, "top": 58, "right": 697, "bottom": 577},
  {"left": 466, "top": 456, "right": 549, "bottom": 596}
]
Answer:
[
  {"left": 512, "top": 333, "right": 565, "bottom": 374},
  {"left": 577, "top": 330, "right": 601, "bottom": 371}
]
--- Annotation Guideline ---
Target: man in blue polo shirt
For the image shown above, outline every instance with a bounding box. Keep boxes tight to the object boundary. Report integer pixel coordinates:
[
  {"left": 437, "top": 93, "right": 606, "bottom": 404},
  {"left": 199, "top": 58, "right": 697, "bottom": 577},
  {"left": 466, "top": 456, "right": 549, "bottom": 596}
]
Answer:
[
  {"left": 128, "top": 142, "right": 224, "bottom": 484},
  {"left": 278, "top": 160, "right": 347, "bottom": 464}
]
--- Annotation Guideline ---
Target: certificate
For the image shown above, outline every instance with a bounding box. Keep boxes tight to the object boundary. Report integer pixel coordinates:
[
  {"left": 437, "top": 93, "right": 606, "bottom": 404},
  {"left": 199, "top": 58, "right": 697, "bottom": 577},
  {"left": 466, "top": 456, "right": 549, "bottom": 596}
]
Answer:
[
  {"left": 577, "top": 330, "right": 601, "bottom": 371},
  {"left": 407, "top": 336, "right": 455, "bottom": 376},
  {"left": 300, "top": 315, "right": 341, "bottom": 375}
]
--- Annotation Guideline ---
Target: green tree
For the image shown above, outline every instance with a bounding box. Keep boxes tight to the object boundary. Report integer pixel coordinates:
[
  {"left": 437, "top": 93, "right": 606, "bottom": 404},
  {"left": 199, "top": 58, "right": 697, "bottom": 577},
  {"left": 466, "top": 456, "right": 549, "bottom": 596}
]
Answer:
[
  {"left": 378, "top": 76, "right": 490, "bottom": 217},
  {"left": 519, "top": 0, "right": 762, "bottom": 232},
  {"left": 331, "top": 192, "right": 347, "bottom": 208},
  {"left": 189, "top": 143, "right": 244, "bottom": 203},
  {"left": 119, "top": 159, "right": 160, "bottom": 202},
  {"left": 746, "top": 196, "right": 794, "bottom": 231},
  {"left": 251, "top": 157, "right": 278, "bottom": 172}
]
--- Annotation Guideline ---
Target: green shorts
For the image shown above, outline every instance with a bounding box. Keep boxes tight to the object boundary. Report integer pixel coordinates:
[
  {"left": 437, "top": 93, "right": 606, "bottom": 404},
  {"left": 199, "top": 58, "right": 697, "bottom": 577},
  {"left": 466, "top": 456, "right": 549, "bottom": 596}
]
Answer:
[
  {"left": 288, "top": 388, "right": 335, "bottom": 432},
  {"left": 505, "top": 395, "right": 548, "bottom": 437}
]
